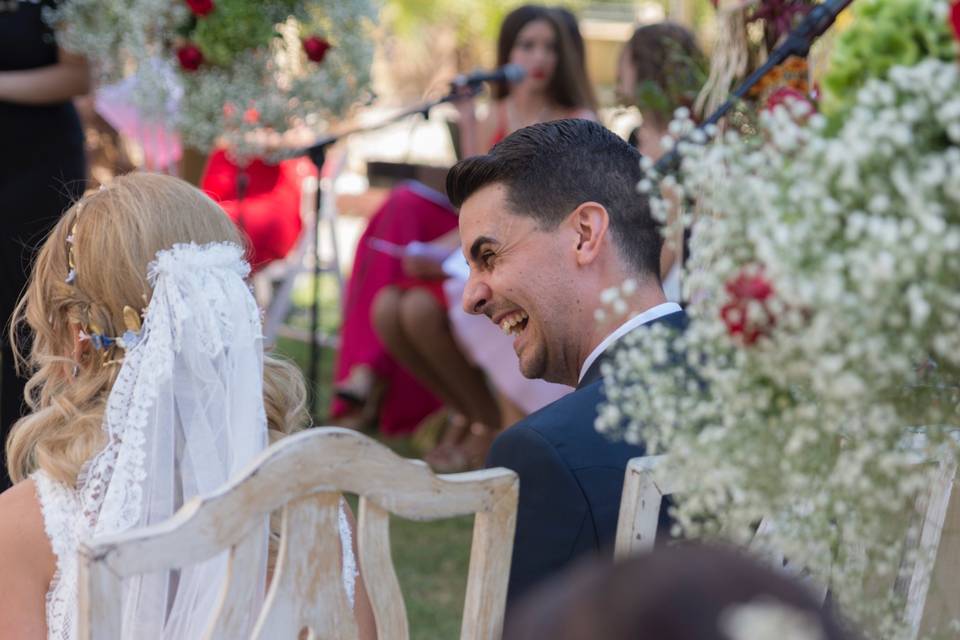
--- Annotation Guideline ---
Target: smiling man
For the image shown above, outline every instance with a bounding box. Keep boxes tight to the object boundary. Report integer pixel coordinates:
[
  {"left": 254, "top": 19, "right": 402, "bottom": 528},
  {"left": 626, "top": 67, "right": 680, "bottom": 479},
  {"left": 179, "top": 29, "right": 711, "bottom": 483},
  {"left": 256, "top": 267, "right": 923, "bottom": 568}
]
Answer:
[{"left": 446, "top": 118, "right": 686, "bottom": 605}]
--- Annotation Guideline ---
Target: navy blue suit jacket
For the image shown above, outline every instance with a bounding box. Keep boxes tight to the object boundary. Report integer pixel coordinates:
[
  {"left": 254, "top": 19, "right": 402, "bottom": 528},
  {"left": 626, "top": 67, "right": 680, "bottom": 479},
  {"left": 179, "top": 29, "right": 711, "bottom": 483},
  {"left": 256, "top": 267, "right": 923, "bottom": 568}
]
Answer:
[{"left": 486, "top": 310, "right": 687, "bottom": 605}]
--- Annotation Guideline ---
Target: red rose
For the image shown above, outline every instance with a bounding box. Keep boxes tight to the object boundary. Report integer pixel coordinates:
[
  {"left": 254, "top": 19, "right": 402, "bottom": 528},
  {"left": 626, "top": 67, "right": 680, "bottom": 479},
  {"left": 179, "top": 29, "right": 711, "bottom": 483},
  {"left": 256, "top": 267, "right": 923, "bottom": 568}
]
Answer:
[
  {"left": 303, "top": 36, "right": 332, "bottom": 63},
  {"left": 186, "top": 0, "right": 214, "bottom": 16},
  {"left": 721, "top": 270, "right": 776, "bottom": 345},
  {"left": 177, "top": 44, "right": 204, "bottom": 72},
  {"left": 951, "top": 2, "right": 960, "bottom": 43},
  {"left": 726, "top": 271, "right": 773, "bottom": 302}
]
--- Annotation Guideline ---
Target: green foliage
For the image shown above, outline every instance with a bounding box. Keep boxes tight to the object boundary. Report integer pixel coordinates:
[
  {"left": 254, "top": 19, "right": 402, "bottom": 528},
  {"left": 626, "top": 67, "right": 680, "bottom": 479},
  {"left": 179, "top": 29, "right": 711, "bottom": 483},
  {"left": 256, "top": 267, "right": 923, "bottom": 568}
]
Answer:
[
  {"left": 191, "top": 0, "right": 288, "bottom": 67},
  {"left": 823, "top": 0, "right": 957, "bottom": 116},
  {"left": 383, "top": 0, "right": 587, "bottom": 66},
  {"left": 385, "top": 0, "right": 509, "bottom": 54}
]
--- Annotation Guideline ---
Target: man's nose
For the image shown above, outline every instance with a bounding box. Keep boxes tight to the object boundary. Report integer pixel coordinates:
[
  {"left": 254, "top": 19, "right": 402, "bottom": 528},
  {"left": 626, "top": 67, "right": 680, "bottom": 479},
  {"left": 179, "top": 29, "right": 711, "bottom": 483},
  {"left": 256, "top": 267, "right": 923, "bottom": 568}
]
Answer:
[{"left": 462, "top": 275, "right": 491, "bottom": 315}]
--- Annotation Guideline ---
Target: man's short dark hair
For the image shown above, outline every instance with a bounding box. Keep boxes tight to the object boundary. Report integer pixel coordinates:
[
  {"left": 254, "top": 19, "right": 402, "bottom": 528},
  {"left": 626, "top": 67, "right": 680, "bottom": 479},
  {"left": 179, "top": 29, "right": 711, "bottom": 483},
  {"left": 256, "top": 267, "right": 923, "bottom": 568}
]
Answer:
[{"left": 446, "top": 119, "right": 661, "bottom": 279}]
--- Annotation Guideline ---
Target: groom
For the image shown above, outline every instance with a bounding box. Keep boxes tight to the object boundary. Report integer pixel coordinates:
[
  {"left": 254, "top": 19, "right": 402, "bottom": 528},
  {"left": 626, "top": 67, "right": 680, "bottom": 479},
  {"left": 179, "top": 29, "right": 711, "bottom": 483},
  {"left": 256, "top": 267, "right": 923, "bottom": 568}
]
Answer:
[{"left": 446, "top": 119, "right": 686, "bottom": 604}]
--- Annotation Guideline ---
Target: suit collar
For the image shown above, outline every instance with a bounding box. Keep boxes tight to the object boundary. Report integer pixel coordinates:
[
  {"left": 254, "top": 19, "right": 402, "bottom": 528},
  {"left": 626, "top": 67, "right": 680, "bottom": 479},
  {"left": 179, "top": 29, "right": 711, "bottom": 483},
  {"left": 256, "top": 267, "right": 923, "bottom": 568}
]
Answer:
[{"left": 576, "top": 309, "right": 688, "bottom": 389}]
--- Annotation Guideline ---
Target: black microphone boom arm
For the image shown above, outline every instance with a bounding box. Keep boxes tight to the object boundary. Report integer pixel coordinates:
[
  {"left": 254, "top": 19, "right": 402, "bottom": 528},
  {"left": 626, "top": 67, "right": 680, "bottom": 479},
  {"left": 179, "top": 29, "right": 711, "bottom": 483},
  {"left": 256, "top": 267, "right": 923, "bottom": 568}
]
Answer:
[{"left": 655, "top": 0, "right": 855, "bottom": 174}]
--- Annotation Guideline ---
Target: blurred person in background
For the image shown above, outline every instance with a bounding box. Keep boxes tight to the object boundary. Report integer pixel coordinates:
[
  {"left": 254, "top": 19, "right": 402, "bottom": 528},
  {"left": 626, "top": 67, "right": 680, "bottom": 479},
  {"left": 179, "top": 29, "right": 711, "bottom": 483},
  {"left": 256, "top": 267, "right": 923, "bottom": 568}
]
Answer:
[
  {"left": 504, "top": 545, "right": 857, "bottom": 640},
  {"left": 455, "top": 4, "right": 596, "bottom": 157},
  {"left": 616, "top": 22, "right": 706, "bottom": 303},
  {"left": 0, "top": 0, "right": 89, "bottom": 490}
]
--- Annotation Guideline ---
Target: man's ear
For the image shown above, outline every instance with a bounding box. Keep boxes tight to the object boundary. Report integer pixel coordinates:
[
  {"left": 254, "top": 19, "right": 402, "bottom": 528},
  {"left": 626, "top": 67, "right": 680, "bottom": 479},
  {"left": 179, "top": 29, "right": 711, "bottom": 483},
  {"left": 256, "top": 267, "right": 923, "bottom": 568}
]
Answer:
[{"left": 567, "top": 202, "right": 610, "bottom": 267}]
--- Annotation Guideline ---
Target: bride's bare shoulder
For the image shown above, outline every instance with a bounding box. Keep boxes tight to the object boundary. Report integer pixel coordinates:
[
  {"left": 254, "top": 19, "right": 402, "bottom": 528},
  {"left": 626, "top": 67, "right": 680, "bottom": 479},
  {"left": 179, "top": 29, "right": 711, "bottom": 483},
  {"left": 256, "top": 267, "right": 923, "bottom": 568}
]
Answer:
[{"left": 0, "top": 479, "right": 54, "bottom": 639}]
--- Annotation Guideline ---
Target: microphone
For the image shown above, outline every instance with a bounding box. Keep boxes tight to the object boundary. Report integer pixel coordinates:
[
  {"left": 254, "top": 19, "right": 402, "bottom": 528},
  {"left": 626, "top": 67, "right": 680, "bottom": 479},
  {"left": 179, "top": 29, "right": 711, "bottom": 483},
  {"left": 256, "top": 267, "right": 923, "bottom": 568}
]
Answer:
[{"left": 451, "top": 63, "right": 527, "bottom": 88}]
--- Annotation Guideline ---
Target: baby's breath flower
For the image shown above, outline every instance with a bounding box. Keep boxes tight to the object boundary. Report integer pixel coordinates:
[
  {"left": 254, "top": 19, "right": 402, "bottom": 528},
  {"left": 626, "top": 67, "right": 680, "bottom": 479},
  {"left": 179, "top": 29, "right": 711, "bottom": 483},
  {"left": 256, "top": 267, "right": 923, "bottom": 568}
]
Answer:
[
  {"left": 48, "top": 1, "right": 375, "bottom": 158},
  {"left": 600, "top": 55, "right": 960, "bottom": 638}
]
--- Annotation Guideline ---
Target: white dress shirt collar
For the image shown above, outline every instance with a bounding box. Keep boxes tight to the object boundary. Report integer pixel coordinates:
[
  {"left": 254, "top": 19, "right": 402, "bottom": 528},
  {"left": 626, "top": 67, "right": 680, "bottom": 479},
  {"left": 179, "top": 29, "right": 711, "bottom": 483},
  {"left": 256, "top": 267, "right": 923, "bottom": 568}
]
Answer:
[{"left": 577, "top": 302, "right": 682, "bottom": 384}]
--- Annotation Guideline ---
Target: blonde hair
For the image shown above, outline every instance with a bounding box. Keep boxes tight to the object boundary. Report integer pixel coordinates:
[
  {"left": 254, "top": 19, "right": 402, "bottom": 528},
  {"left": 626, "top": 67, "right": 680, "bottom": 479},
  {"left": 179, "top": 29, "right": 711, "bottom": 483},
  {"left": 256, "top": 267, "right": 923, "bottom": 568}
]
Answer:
[{"left": 6, "top": 172, "right": 308, "bottom": 486}]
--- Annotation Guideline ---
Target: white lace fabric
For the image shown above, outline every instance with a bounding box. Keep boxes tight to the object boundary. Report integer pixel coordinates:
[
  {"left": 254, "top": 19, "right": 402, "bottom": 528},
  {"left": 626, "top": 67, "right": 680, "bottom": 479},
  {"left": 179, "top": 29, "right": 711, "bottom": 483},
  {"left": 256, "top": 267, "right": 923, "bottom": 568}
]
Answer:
[
  {"left": 33, "top": 470, "right": 81, "bottom": 640},
  {"left": 31, "top": 242, "right": 358, "bottom": 639}
]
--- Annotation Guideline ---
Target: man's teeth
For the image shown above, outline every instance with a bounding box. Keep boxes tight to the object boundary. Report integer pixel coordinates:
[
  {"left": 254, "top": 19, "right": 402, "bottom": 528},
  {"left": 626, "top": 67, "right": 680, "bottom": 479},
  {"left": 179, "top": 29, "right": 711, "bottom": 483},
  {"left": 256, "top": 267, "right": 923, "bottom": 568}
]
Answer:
[{"left": 499, "top": 311, "right": 529, "bottom": 336}]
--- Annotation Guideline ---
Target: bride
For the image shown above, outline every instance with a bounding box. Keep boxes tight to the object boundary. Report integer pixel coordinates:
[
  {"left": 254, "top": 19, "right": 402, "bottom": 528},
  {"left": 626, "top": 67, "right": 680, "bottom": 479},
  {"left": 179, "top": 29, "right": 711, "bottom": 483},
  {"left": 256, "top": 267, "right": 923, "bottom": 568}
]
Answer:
[{"left": 0, "top": 173, "right": 375, "bottom": 638}]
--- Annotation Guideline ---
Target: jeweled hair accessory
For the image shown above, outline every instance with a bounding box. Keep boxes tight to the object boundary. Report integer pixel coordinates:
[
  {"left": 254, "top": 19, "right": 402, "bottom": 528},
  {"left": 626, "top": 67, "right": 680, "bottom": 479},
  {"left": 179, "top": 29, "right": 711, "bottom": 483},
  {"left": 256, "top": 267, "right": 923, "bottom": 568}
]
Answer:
[
  {"left": 64, "top": 187, "right": 147, "bottom": 364},
  {"left": 65, "top": 200, "right": 82, "bottom": 285},
  {"left": 79, "top": 305, "right": 144, "bottom": 355},
  {"left": 65, "top": 184, "right": 108, "bottom": 285}
]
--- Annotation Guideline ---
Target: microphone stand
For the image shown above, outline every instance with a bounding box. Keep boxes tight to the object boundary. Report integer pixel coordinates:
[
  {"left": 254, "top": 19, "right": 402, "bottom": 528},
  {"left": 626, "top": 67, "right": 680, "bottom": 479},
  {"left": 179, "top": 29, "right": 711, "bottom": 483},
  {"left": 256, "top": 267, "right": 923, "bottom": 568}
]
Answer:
[
  {"left": 297, "top": 84, "right": 482, "bottom": 416},
  {"left": 655, "top": 0, "right": 855, "bottom": 175}
]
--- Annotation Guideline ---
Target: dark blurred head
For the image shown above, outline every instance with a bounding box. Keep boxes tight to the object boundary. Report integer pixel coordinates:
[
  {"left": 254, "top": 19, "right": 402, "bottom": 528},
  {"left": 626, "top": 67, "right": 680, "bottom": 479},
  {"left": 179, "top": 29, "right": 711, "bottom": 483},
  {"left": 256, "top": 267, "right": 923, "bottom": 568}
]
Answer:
[
  {"left": 617, "top": 22, "right": 706, "bottom": 129},
  {"left": 494, "top": 5, "right": 597, "bottom": 112},
  {"left": 504, "top": 545, "right": 857, "bottom": 640}
]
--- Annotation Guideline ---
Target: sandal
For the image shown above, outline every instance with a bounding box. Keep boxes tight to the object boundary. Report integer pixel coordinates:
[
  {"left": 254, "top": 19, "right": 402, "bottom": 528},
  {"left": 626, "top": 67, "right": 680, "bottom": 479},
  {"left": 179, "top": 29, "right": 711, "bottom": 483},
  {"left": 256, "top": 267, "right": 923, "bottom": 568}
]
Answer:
[
  {"left": 334, "top": 364, "right": 377, "bottom": 405},
  {"left": 334, "top": 365, "right": 385, "bottom": 432},
  {"left": 424, "top": 413, "right": 469, "bottom": 472},
  {"left": 425, "top": 422, "right": 495, "bottom": 473}
]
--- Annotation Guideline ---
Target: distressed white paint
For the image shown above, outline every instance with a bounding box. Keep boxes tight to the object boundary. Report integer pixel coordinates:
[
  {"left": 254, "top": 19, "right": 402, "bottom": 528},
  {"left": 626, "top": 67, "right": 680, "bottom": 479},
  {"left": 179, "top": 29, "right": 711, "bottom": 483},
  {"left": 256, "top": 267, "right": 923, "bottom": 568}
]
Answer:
[
  {"left": 614, "top": 454, "right": 960, "bottom": 637},
  {"left": 77, "top": 427, "right": 518, "bottom": 639}
]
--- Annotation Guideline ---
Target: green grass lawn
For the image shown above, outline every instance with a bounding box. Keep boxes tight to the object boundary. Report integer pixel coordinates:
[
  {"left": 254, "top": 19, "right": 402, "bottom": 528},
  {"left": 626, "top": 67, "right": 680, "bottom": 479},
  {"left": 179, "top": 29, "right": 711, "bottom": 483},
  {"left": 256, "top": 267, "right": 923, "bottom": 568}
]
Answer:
[{"left": 274, "top": 336, "right": 473, "bottom": 639}]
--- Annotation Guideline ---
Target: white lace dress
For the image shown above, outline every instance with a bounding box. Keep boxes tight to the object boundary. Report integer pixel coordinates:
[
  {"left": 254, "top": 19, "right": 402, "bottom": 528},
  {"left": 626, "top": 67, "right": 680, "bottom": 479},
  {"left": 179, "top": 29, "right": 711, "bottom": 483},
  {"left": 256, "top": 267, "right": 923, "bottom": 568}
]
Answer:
[{"left": 33, "top": 470, "right": 358, "bottom": 640}]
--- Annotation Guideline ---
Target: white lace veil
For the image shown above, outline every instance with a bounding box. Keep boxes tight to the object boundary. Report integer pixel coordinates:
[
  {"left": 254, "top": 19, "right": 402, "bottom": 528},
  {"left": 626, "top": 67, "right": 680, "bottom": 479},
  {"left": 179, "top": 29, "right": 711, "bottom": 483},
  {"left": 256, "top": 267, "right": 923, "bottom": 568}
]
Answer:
[{"left": 77, "top": 242, "right": 268, "bottom": 637}]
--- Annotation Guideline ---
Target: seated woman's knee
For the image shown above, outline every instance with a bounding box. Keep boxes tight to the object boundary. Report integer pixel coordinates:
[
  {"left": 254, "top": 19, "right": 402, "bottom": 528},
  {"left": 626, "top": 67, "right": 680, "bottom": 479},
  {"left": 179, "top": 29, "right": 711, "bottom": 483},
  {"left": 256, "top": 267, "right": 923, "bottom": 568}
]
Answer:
[
  {"left": 371, "top": 286, "right": 404, "bottom": 340},
  {"left": 398, "top": 288, "right": 446, "bottom": 335}
]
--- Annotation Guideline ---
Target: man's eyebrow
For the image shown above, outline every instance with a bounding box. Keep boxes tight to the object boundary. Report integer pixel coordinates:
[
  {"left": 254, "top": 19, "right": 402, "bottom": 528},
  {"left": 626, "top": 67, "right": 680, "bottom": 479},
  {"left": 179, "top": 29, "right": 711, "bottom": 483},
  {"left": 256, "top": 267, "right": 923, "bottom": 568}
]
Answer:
[{"left": 469, "top": 236, "right": 498, "bottom": 262}]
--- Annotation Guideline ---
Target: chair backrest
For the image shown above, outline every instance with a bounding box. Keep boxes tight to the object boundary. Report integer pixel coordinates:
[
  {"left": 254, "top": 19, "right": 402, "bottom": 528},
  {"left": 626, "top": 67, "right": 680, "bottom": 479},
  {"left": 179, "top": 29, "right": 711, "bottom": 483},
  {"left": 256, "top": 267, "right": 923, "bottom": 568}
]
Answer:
[
  {"left": 78, "top": 427, "right": 519, "bottom": 640},
  {"left": 613, "top": 455, "right": 679, "bottom": 559},
  {"left": 613, "top": 455, "right": 825, "bottom": 598},
  {"left": 614, "top": 454, "right": 960, "bottom": 638},
  {"left": 900, "top": 458, "right": 960, "bottom": 640}
]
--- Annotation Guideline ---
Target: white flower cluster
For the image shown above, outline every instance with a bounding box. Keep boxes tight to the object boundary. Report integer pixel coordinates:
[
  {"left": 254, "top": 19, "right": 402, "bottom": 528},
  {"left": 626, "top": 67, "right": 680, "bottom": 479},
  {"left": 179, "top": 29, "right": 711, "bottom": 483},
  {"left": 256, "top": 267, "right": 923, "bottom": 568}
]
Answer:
[
  {"left": 721, "top": 599, "right": 826, "bottom": 640},
  {"left": 47, "top": 0, "right": 376, "bottom": 157},
  {"left": 598, "top": 58, "right": 960, "bottom": 637}
]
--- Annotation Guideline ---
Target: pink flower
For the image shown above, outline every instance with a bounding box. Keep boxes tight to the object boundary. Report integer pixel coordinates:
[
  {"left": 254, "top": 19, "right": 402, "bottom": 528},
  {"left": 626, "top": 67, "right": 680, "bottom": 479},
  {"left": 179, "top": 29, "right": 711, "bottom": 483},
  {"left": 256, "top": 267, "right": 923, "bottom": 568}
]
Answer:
[
  {"left": 186, "top": 0, "right": 214, "bottom": 17},
  {"left": 764, "top": 86, "right": 816, "bottom": 119},
  {"left": 302, "top": 36, "right": 332, "bottom": 63},
  {"left": 765, "top": 86, "right": 805, "bottom": 109},
  {"left": 176, "top": 44, "right": 204, "bottom": 72}
]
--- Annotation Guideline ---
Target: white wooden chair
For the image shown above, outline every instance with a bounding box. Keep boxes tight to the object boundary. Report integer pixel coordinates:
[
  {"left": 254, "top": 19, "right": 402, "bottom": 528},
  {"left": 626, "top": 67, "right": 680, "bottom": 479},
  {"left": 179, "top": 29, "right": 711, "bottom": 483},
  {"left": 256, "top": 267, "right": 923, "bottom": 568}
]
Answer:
[
  {"left": 614, "top": 455, "right": 677, "bottom": 559},
  {"left": 614, "top": 454, "right": 960, "bottom": 638},
  {"left": 77, "top": 427, "right": 519, "bottom": 640},
  {"left": 898, "top": 458, "right": 960, "bottom": 639}
]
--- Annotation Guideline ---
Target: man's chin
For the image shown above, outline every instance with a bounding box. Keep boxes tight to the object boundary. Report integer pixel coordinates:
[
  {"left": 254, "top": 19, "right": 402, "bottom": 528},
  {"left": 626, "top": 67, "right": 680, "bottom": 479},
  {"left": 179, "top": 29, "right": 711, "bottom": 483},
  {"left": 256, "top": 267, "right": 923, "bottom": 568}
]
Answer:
[{"left": 518, "top": 355, "right": 546, "bottom": 381}]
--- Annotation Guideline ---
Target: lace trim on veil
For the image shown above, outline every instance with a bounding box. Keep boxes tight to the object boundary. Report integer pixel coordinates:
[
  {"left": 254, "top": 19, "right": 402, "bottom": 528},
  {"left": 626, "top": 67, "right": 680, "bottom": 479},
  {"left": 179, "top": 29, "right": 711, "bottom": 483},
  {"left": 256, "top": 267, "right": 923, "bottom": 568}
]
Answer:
[
  {"left": 35, "top": 243, "right": 257, "bottom": 640},
  {"left": 33, "top": 243, "right": 357, "bottom": 639},
  {"left": 79, "top": 242, "right": 255, "bottom": 537}
]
